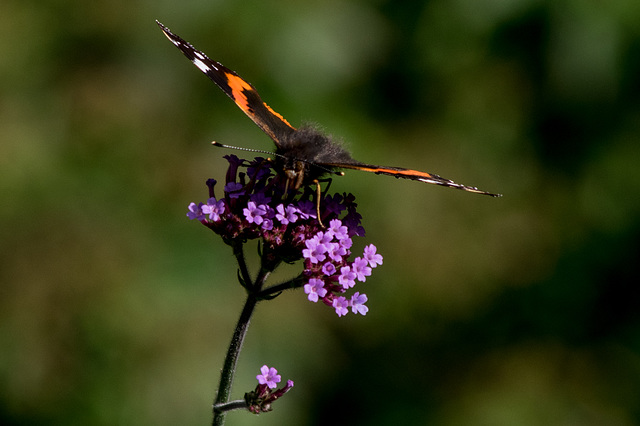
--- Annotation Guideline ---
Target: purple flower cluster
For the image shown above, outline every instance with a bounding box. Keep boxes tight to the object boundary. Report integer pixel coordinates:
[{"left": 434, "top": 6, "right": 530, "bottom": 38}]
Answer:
[
  {"left": 302, "top": 225, "right": 382, "bottom": 317},
  {"left": 187, "top": 155, "right": 382, "bottom": 316}
]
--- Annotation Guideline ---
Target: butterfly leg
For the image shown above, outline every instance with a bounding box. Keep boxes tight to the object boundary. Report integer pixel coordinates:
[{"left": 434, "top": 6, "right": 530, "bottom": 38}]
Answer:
[
  {"left": 314, "top": 177, "right": 336, "bottom": 228},
  {"left": 313, "top": 179, "right": 325, "bottom": 228},
  {"left": 318, "top": 177, "right": 333, "bottom": 195}
]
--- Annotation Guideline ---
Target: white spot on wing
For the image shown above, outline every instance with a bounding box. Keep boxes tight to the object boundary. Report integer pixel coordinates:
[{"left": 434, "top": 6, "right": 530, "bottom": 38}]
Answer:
[
  {"left": 417, "top": 177, "right": 442, "bottom": 185},
  {"left": 193, "top": 58, "right": 212, "bottom": 74}
]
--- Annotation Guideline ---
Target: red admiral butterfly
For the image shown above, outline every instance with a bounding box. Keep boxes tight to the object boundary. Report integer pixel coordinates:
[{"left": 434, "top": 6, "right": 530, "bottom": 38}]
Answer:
[{"left": 157, "top": 21, "right": 501, "bottom": 198}]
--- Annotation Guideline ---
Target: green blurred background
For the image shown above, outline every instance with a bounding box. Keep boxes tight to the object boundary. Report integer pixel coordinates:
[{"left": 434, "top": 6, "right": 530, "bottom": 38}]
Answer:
[{"left": 2, "top": 0, "right": 640, "bottom": 425}]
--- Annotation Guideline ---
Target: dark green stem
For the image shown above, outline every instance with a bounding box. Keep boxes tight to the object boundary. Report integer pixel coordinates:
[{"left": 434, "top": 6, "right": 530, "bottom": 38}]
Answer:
[
  {"left": 258, "top": 275, "right": 306, "bottom": 299},
  {"left": 215, "top": 399, "right": 248, "bottom": 412},
  {"left": 231, "top": 240, "right": 253, "bottom": 288},
  {"left": 212, "top": 293, "right": 257, "bottom": 426},
  {"left": 211, "top": 243, "right": 275, "bottom": 425}
]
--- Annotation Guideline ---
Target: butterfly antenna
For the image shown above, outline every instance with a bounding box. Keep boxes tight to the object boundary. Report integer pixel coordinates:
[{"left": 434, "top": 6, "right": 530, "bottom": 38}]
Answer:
[
  {"left": 211, "top": 141, "right": 275, "bottom": 156},
  {"left": 211, "top": 141, "right": 343, "bottom": 177}
]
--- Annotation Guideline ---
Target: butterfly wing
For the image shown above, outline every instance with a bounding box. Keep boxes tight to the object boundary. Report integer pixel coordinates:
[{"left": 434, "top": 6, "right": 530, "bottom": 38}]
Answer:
[
  {"left": 157, "top": 21, "right": 295, "bottom": 146},
  {"left": 323, "top": 162, "right": 501, "bottom": 196},
  {"left": 158, "top": 21, "right": 501, "bottom": 197}
]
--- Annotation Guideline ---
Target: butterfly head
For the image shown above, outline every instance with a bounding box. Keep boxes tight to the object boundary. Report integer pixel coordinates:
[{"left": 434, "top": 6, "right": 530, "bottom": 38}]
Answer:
[{"left": 281, "top": 160, "right": 307, "bottom": 191}]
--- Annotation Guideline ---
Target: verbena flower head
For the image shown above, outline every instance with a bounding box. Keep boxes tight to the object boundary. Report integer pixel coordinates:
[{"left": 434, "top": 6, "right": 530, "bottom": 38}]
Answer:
[{"left": 187, "top": 155, "right": 383, "bottom": 316}]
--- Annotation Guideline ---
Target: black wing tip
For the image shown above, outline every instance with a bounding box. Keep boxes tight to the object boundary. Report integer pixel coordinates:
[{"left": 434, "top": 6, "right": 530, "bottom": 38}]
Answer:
[
  {"left": 460, "top": 185, "right": 502, "bottom": 197},
  {"left": 156, "top": 21, "right": 180, "bottom": 42},
  {"left": 156, "top": 20, "right": 175, "bottom": 38}
]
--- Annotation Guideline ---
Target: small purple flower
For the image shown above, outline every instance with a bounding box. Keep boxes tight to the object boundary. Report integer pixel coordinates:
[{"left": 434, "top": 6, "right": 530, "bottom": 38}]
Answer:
[
  {"left": 316, "top": 231, "right": 333, "bottom": 246},
  {"left": 186, "top": 202, "right": 205, "bottom": 221},
  {"left": 224, "top": 182, "right": 244, "bottom": 198},
  {"left": 246, "top": 159, "right": 271, "bottom": 181},
  {"left": 205, "top": 178, "right": 217, "bottom": 198},
  {"left": 251, "top": 191, "right": 272, "bottom": 205},
  {"left": 296, "top": 200, "right": 317, "bottom": 219},
  {"left": 267, "top": 379, "right": 294, "bottom": 401},
  {"left": 352, "top": 257, "right": 372, "bottom": 282},
  {"left": 343, "top": 210, "right": 365, "bottom": 237},
  {"left": 202, "top": 198, "right": 225, "bottom": 221},
  {"left": 350, "top": 292, "right": 368, "bottom": 315},
  {"left": 338, "top": 266, "right": 357, "bottom": 289},
  {"left": 223, "top": 155, "right": 243, "bottom": 182},
  {"left": 333, "top": 296, "right": 349, "bottom": 317},
  {"left": 328, "top": 219, "right": 349, "bottom": 241},
  {"left": 256, "top": 365, "right": 281, "bottom": 389},
  {"left": 324, "top": 193, "right": 346, "bottom": 215},
  {"left": 302, "top": 237, "right": 327, "bottom": 264},
  {"left": 363, "top": 244, "right": 383, "bottom": 268},
  {"left": 223, "top": 154, "right": 243, "bottom": 166},
  {"left": 326, "top": 242, "right": 347, "bottom": 262},
  {"left": 339, "top": 236, "right": 353, "bottom": 250},
  {"left": 247, "top": 370, "right": 294, "bottom": 414},
  {"left": 322, "top": 262, "right": 336, "bottom": 276},
  {"left": 304, "top": 278, "right": 328, "bottom": 302},
  {"left": 275, "top": 204, "right": 298, "bottom": 225},
  {"left": 244, "top": 202, "right": 267, "bottom": 225},
  {"left": 261, "top": 218, "right": 274, "bottom": 230}
]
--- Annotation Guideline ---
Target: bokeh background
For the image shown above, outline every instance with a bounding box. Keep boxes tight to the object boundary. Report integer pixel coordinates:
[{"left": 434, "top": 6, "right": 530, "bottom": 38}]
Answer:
[{"left": 2, "top": 0, "right": 640, "bottom": 425}]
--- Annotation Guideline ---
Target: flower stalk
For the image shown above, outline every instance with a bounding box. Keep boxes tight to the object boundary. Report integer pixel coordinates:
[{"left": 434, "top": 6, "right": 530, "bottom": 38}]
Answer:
[{"left": 212, "top": 291, "right": 257, "bottom": 426}]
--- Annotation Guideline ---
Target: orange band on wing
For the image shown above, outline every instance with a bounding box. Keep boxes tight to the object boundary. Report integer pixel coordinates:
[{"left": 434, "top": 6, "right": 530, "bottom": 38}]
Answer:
[
  {"left": 225, "top": 73, "right": 253, "bottom": 113},
  {"left": 343, "top": 164, "right": 437, "bottom": 180},
  {"left": 264, "top": 103, "right": 293, "bottom": 128},
  {"left": 225, "top": 72, "right": 294, "bottom": 129}
]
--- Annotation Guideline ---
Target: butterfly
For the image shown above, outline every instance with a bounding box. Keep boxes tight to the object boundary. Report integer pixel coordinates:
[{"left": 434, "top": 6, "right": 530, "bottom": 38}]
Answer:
[{"left": 157, "top": 21, "right": 501, "bottom": 198}]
